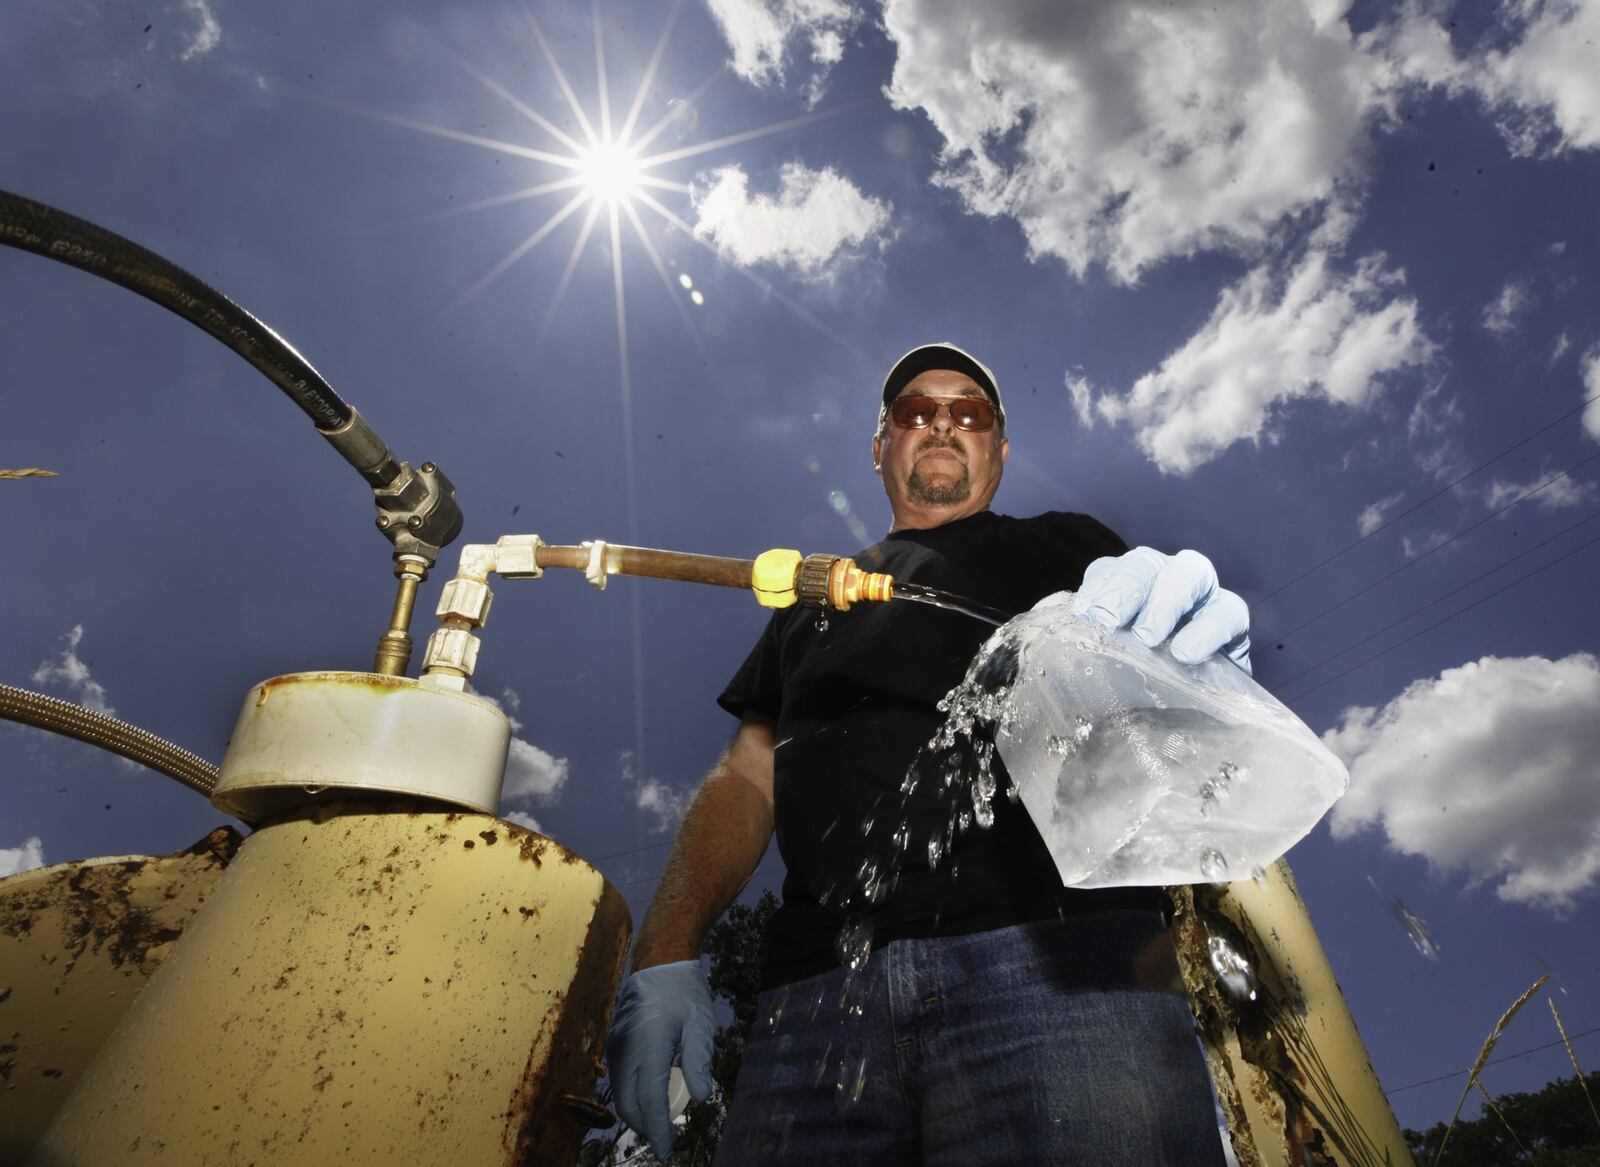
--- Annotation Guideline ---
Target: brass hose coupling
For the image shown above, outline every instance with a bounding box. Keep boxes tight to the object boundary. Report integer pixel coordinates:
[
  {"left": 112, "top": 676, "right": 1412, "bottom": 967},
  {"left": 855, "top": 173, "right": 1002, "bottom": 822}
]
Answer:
[{"left": 796, "top": 553, "right": 894, "bottom": 611}]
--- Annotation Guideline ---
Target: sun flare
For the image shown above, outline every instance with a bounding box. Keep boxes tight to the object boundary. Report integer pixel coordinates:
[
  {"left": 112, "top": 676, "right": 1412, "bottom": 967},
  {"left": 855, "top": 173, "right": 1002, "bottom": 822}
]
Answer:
[{"left": 575, "top": 138, "right": 645, "bottom": 205}]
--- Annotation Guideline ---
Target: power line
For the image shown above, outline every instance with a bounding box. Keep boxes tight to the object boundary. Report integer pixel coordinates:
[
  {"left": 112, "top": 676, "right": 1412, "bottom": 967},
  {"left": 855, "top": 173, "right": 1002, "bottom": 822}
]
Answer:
[
  {"left": 1262, "top": 449, "right": 1600, "bottom": 645},
  {"left": 1271, "top": 508, "right": 1600, "bottom": 691},
  {"left": 1388, "top": 1025, "right": 1600, "bottom": 1095},
  {"left": 1259, "top": 390, "right": 1600, "bottom": 603},
  {"left": 1281, "top": 527, "right": 1600, "bottom": 703}
]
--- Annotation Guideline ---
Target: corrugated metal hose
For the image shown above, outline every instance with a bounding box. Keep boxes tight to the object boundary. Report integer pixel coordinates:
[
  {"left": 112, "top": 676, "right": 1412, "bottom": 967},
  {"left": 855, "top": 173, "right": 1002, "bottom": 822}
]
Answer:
[{"left": 0, "top": 681, "right": 218, "bottom": 797}]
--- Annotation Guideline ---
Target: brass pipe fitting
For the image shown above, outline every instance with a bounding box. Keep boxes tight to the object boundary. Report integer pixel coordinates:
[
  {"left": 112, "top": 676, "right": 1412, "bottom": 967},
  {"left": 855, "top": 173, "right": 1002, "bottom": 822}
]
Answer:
[
  {"left": 795, "top": 553, "right": 895, "bottom": 611},
  {"left": 372, "top": 555, "right": 430, "bottom": 676}
]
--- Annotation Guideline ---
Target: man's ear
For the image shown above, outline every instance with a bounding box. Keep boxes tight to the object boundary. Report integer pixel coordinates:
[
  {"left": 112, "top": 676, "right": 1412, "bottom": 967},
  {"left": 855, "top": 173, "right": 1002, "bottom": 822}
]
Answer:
[
  {"left": 871, "top": 433, "right": 883, "bottom": 473},
  {"left": 999, "top": 435, "right": 1010, "bottom": 465}
]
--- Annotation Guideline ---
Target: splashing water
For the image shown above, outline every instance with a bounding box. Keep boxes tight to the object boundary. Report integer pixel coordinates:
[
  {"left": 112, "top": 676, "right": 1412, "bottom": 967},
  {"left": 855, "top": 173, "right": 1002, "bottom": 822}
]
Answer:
[
  {"left": 1391, "top": 897, "right": 1441, "bottom": 961},
  {"left": 836, "top": 918, "right": 875, "bottom": 971},
  {"left": 1208, "top": 933, "right": 1259, "bottom": 1001},
  {"left": 891, "top": 581, "right": 1010, "bottom": 626}
]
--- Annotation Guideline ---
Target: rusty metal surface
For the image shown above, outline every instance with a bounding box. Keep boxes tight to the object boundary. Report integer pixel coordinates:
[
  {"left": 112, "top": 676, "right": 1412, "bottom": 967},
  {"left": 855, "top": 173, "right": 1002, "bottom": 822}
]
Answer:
[
  {"left": 0, "top": 828, "right": 242, "bottom": 1160},
  {"left": 31, "top": 802, "right": 629, "bottom": 1166},
  {"left": 1171, "top": 861, "right": 1415, "bottom": 1167},
  {"left": 506, "top": 853, "right": 630, "bottom": 1165}
]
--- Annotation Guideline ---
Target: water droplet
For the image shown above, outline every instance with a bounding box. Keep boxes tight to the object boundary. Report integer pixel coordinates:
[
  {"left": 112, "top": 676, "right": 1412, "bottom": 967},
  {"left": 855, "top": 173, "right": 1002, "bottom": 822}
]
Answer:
[
  {"left": 835, "top": 918, "right": 874, "bottom": 971},
  {"left": 1083, "top": 666, "right": 1093, "bottom": 675},
  {"left": 1074, "top": 715, "right": 1094, "bottom": 743},
  {"left": 1250, "top": 866, "right": 1269, "bottom": 888},
  {"left": 834, "top": 1054, "right": 869, "bottom": 1106},
  {"left": 948, "top": 862, "right": 961, "bottom": 881},
  {"left": 927, "top": 835, "right": 945, "bottom": 870},
  {"left": 764, "top": 985, "right": 790, "bottom": 1032},
  {"left": 819, "top": 818, "right": 837, "bottom": 843},
  {"left": 812, "top": 1040, "right": 834, "bottom": 1088},
  {"left": 1207, "top": 934, "right": 1258, "bottom": 1001},
  {"left": 816, "top": 879, "right": 836, "bottom": 906},
  {"left": 1199, "top": 847, "right": 1228, "bottom": 882},
  {"left": 890, "top": 824, "right": 910, "bottom": 853},
  {"left": 815, "top": 613, "right": 830, "bottom": 633},
  {"left": 857, "top": 857, "right": 884, "bottom": 902},
  {"left": 859, "top": 814, "right": 875, "bottom": 837},
  {"left": 1046, "top": 734, "right": 1074, "bottom": 758},
  {"left": 1390, "top": 896, "right": 1441, "bottom": 961},
  {"left": 957, "top": 808, "right": 973, "bottom": 835}
]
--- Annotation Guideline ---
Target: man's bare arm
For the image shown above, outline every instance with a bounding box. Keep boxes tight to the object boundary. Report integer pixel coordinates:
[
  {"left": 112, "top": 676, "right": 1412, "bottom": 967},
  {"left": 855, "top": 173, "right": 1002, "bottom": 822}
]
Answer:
[{"left": 629, "top": 711, "right": 777, "bottom": 971}]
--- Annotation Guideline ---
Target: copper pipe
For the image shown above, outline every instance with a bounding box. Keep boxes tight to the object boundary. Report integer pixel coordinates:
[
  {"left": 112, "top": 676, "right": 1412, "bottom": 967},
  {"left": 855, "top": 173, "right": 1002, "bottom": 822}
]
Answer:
[{"left": 535, "top": 543, "right": 757, "bottom": 590}]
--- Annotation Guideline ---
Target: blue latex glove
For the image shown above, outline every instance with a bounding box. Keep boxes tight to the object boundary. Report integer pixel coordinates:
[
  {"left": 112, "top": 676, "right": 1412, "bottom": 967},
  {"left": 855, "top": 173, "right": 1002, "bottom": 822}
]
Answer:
[
  {"left": 606, "top": 959, "right": 716, "bottom": 1160},
  {"left": 1072, "top": 546, "right": 1252, "bottom": 673}
]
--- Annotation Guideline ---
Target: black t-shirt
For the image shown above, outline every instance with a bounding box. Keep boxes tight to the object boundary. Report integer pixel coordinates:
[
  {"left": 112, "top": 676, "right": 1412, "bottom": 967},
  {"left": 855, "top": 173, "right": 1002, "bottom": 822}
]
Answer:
[{"left": 719, "top": 510, "right": 1167, "bottom": 988}]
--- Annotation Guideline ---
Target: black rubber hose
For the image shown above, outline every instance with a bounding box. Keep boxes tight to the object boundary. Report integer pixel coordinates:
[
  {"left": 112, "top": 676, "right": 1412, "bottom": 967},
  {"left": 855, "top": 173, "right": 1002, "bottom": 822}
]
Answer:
[{"left": 0, "top": 188, "right": 351, "bottom": 431}]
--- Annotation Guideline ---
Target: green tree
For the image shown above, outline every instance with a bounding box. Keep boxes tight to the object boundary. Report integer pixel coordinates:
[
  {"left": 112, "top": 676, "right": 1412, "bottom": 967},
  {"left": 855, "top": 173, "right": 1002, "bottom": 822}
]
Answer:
[
  {"left": 579, "top": 890, "right": 778, "bottom": 1166},
  {"left": 1404, "top": 1072, "right": 1600, "bottom": 1166}
]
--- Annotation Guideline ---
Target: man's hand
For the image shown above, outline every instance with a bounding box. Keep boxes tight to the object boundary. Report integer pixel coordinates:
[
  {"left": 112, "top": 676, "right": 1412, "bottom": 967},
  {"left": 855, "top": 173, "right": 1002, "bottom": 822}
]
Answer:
[
  {"left": 606, "top": 959, "right": 716, "bottom": 1160},
  {"left": 1071, "top": 546, "right": 1252, "bottom": 673}
]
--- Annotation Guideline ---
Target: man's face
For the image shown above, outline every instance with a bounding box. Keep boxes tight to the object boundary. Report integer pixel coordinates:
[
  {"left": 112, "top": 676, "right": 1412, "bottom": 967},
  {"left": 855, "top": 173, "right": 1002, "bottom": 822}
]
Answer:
[{"left": 872, "top": 368, "right": 1009, "bottom": 530}]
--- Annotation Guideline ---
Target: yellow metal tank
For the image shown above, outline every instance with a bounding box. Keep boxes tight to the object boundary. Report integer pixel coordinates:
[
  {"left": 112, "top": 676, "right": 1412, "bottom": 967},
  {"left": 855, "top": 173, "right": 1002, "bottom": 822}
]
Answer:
[
  {"left": 30, "top": 802, "right": 630, "bottom": 1166},
  {"left": 0, "top": 829, "right": 241, "bottom": 1158}
]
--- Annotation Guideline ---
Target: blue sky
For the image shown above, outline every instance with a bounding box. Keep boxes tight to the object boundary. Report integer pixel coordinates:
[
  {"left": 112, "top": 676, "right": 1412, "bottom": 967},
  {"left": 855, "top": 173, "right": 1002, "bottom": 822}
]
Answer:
[{"left": 3, "top": 0, "right": 1598, "bottom": 1134}]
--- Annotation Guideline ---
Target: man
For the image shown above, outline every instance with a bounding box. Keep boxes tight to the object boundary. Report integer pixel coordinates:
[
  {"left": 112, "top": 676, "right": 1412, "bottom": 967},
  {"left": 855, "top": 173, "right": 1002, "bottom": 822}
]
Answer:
[{"left": 608, "top": 343, "right": 1248, "bottom": 1164}]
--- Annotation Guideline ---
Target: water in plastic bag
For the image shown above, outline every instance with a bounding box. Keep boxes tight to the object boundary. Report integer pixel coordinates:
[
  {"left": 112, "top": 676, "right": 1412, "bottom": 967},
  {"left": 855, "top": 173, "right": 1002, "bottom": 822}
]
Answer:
[{"left": 982, "top": 594, "right": 1349, "bottom": 888}]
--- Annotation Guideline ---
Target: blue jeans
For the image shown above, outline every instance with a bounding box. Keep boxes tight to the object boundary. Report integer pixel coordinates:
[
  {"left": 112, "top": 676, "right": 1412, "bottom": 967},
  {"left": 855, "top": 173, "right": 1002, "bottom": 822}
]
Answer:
[{"left": 715, "top": 912, "right": 1226, "bottom": 1166}]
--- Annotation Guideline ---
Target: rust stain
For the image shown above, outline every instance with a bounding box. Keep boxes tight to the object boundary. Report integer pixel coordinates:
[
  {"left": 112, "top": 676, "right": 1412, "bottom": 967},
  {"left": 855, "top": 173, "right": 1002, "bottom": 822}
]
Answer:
[
  {"left": 479, "top": 830, "right": 498, "bottom": 846},
  {"left": 0, "top": 830, "right": 242, "bottom": 974},
  {"left": 503, "top": 879, "right": 631, "bottom": 1165}
]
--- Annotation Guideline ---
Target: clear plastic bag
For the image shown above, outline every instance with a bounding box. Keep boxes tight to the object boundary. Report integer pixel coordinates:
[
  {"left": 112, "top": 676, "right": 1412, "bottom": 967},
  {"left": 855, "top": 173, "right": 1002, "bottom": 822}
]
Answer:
[{"left": 990, "top": 595, "right": 1349, "bottom": 887}]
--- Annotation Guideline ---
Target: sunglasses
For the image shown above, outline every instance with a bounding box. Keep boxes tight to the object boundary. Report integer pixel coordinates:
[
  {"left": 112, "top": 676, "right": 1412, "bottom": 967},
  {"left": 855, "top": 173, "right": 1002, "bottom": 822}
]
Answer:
[{"left": 887, "top": 395, "right": 998, "bottom": 433}]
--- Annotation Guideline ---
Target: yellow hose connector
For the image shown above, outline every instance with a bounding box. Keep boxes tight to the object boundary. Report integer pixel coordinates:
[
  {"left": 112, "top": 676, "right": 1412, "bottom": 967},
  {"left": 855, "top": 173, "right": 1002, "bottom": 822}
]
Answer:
[{"left": 751, "top": 548, "right": 805, "bottom": 608}]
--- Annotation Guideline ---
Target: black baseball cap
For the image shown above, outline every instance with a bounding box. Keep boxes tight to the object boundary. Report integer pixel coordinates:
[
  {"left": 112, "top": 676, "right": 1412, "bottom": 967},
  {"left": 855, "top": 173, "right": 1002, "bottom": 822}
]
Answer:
[{"left": 879, "top": 342, "right": 1006, "bottom": 428}]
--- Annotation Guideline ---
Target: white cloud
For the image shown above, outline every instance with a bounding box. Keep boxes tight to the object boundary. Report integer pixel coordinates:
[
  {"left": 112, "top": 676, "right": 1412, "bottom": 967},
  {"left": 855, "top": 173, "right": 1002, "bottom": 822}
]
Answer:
[
  {"left": 178, "top": 0, "right": 221, "bottom": 61},
  {"left": 503, "top": 737, "right": 569, "bottom": 803},
  {"left": 501, "top": 809, "right": 544, "bottom": 833},
  {"left": 1481, "top": 279, "right": 1532, "bottom": 336},
  {"left": 692, "top": 162, "right": 892, "bottom": 274},
  {"left": 1064, "top": 371, "right": 1096, "bottom": 428},
  {"left": 637, "top": 778, "right": 689, "bottom": 834},
  {"left": 474, "top": 686, "right": 570, "bottom": 810},
  {"left": 1401, "top": 530, "right": 1451, "bottom": 558},
  {"left": 1089, "top": 249, "right": 1433, "bottom": 474},
  {"left": 1406, "top": 377, "right": 1466, "bottom": 480},
  {"left": 1552, "top": 330, "right": 1572, "bottom": 364},
  {"left": 1379, "top": 0, "right": 1600, "bottom": 156},
  {"left": 1, "top": 837, "right": 46, "bottom": 878},
  {"left": 1325, "top": 654, "right": 1600, "bottom": 908},
  {"left": 881, "top": 0, "right": 1397, "bottom": 283},
  {"left": 1584, "top": 347, "right": 1600, "bottom": 442},
  {"left": 1358, "top": 492, "right": 1406, "bottom": 536},
  {"left": 704, "top": 0, "right": 856, "bottom": 102},
  {"left": 1483, "top": 460, "right": 1597, "bottom": 511},
  {"left": 31, "top": 626, "right": 114, "bottom": 716}
]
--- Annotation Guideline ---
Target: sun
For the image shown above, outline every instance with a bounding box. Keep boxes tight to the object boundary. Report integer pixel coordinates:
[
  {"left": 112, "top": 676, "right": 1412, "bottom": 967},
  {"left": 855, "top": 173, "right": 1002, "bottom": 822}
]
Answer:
[{"left": 575, "top": 138, "right": 645, "bottom": 205}]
